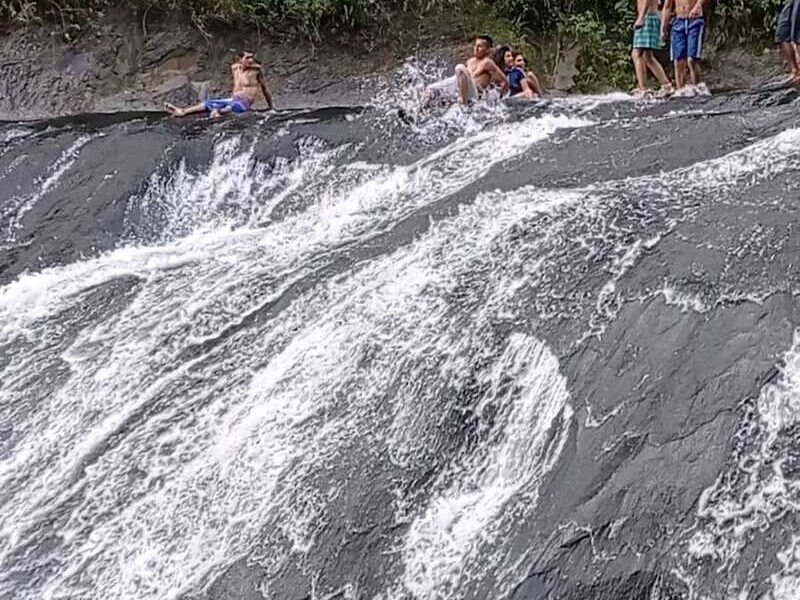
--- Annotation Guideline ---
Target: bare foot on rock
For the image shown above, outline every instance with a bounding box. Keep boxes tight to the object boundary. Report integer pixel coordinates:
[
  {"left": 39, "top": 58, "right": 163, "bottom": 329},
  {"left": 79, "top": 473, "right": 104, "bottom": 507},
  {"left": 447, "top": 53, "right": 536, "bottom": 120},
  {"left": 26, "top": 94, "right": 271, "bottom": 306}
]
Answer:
[{"left": 164, "top": 103, "right": 185, "bottom": 117}]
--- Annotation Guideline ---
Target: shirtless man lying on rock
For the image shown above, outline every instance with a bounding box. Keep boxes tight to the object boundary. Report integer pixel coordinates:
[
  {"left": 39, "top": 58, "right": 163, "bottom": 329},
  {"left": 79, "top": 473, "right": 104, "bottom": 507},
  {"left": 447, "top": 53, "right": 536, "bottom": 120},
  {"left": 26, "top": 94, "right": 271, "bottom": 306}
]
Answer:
[
  {"left": 423, "top": 35, "right": 508, "bottom": 106},
  {"left": 165, "top": 51, "right": 275, "bottom": 117}
]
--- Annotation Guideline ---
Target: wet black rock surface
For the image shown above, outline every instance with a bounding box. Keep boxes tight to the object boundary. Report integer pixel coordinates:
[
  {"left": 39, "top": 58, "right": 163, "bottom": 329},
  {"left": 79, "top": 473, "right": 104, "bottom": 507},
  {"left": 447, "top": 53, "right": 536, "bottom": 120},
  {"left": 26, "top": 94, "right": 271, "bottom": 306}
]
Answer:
[{"left": 1, "top": 90, "right": 799, "bottom": 600}]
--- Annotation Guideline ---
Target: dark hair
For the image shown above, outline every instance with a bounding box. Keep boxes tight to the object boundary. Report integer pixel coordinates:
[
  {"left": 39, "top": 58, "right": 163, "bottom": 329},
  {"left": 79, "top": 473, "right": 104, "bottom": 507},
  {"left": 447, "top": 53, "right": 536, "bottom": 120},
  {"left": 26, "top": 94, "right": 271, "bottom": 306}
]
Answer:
[
  {"left": 493, "top": 45, "right": 511, "bottom": 67},
  {"left": 512, "top": 51, "right": 525, "bottom": 62},
  {"left": 476, "top": 35, "right": 494, "bottom": 48}
]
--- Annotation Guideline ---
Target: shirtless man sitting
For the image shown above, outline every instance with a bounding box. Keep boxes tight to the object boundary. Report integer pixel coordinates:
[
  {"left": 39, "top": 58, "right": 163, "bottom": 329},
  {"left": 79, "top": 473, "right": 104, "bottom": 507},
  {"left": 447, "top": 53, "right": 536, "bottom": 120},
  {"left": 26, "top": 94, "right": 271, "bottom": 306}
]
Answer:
[
  {"left": 423, "top": 35, "right": 508, "bottom": 106},
  {"left": 662, "top": 0, "right": 710, "bottom": 95},
  {"left": 165, "top": 51, "right": 275, "bottom": 118}
]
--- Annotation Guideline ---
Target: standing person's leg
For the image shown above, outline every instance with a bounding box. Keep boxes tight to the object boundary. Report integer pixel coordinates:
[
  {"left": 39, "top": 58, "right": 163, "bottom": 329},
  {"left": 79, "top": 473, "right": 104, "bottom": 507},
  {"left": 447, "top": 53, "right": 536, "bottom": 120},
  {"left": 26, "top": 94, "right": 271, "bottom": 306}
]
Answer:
[
  {"left": 794, "top": 43, "right": 800, "bottom": 81},
  {"left": 687, "top": 59, "right": 702, "bottom": 85},
  {"left": 632, "top": 49, "right": 648, "bottom": 92},
  {"left": 776, "top": 1, "right": 794, "bottom": 76},
  {"left": 671, "top": 17, "right": 689, "bottom": 90},
  {"left": 645, "top": 52, "right": 672, "bottom": 89},
  {"left": 687, "top": 17, "right": 706, "bottom": 91},
  {"left": 781, "top": 43, "right": 800, "bottom": 78},
  {"left": 791, "top": 0, "right": 800, "bottom": 82},
  {"left": 674, "top": 60, "right": 688, "bottom": 89}
]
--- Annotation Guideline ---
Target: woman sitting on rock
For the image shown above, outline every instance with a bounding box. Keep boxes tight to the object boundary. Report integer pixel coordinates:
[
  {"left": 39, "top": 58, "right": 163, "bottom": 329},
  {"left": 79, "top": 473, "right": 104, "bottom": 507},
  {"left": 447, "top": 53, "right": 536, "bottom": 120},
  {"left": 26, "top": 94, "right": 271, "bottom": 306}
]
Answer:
[{"left": 507, "top": 52, "right": 543, "bottom": 98}]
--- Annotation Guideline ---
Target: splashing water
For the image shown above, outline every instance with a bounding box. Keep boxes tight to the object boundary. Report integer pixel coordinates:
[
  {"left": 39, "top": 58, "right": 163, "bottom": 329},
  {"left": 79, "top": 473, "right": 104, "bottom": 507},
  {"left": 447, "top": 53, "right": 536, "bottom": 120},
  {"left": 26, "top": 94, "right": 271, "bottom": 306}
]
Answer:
[{"left": 1, "top": 88, "right": 800, "bottom": 600}]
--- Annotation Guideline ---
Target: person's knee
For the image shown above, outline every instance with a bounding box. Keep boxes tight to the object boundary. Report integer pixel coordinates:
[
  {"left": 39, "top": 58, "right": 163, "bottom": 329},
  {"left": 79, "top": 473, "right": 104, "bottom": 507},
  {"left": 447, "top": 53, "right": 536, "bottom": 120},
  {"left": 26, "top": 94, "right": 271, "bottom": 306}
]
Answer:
[{"left": 455, "top": 64, "right": 468, "bottom": 77}]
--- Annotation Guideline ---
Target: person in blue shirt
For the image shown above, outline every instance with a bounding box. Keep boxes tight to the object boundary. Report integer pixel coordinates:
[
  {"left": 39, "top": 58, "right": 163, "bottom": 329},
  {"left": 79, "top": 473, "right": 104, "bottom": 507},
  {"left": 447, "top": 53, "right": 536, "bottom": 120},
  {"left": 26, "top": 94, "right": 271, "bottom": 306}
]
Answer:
[{"left": 507, "top": 52, "right": 542, "bottom": 98}]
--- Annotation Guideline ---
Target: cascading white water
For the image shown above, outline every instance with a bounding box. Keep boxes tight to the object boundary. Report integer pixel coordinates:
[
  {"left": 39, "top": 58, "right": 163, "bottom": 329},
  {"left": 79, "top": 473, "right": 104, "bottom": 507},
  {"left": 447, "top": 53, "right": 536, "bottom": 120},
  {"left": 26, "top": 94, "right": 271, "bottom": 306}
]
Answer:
[
  {"left": 2, "top": 96, "right": 800, "bottom": 600},
  {"left": 0, "top": 110, "right": 590, "bottom": 600}
]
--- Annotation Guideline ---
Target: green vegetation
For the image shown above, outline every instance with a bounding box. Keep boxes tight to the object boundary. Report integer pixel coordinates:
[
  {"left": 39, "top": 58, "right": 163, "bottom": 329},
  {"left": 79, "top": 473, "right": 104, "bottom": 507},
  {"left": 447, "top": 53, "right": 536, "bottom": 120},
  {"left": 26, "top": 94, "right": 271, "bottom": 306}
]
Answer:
[{"left": 0, "top": 0, "right": 788, "bottom": 90}]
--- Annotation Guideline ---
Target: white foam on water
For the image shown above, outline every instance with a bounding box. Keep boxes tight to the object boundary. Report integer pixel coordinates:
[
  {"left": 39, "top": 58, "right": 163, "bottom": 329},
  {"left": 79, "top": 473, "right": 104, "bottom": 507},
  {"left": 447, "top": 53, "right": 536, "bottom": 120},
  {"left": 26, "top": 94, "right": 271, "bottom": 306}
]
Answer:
[
  {"left": 770, "top": 535, "right": 800, "bottom": 600},
  {"left": 129, "top": 112, "right": 592, "bottom": 242},
  {"left": 678, "top": 331, "right": 800, "bottom": 598},
  {"left": 1, "top": 127, "right": 32, "bottom": 143},
  {"left": 547, "top": 92, "right": 634, "bottom": 114},
  {"left": 2, "top": 111, "right": 800, "bottom": 600},
  {"left": 0, "top": 112, "right": 592, "bottom": 334},
  {"left": 657, "top": 285, "right": 710, "bottom": 314},
  {"left": 0, "top": 113, "right": 591, "bottom": 600},
  {"left": 398, "top": 334, "right": 573, "bottom": 600}
]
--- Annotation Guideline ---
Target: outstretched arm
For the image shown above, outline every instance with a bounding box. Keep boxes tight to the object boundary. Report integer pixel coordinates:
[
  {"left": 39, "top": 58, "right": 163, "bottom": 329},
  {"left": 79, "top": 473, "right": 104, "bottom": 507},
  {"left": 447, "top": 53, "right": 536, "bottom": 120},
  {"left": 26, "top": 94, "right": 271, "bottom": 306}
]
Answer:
[{"left": 258, "top": 69, "right": 275, "bottom": 110}]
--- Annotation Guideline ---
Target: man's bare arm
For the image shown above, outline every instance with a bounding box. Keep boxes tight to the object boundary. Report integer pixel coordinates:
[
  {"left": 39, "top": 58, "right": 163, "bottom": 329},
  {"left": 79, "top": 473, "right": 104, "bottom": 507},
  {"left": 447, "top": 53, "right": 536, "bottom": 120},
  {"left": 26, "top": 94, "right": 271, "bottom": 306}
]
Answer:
[
  {"left": 689, "top": 0, "right": 703, "bottom": 18},
  {"left": 490, "top": 61, "right": 509, "bottom": 93},
  {"left": 661, "top": 0, "right": 674, "bottom": 39},
  {"left": 521, "top": 78, "right": 535, "bottom": 98},
  {"left": 636, "top": 0, "right": 648, "bottom": 26},
  {"left": 258, "top": 70, "right": 275, "bottom": 110}
]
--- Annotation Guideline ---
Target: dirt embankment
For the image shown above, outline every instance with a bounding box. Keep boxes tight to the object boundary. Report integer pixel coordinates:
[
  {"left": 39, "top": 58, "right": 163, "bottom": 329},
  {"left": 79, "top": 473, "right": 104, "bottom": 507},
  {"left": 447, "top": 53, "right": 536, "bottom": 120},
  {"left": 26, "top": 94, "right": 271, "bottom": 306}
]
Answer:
[
  {"left": 0, "top": 9, "right": 439, "bottom": 120},
  {"left": 0, "top": 8, "right": 787, "bottom": 121}
]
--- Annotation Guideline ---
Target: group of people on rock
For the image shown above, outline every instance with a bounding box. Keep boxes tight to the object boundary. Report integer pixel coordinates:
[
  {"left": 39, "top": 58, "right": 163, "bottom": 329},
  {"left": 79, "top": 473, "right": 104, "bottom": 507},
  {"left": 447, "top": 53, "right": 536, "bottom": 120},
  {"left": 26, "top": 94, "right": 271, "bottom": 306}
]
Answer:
[
  {"left": 421, "top": 35, "right": 544, "bottom": 107},
  {"left": 631, "top": 0, "right": 709, "bottom": 98},
  {"left": 165, "top": 0, "right": 800, "bottom": 118},
  {"left": 423, "top": 0, "right": 712, "bottom": 106}
]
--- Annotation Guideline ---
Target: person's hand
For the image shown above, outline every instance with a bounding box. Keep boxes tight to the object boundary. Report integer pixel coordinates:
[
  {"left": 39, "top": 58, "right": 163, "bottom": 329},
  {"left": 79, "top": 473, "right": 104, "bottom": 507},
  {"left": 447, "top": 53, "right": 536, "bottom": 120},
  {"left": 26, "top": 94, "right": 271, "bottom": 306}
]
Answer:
[
  {"left": 689, "top": 2, "right": 702, "bottom": 18},
  {"left": 634, "top": 17, "right": 645, "bottom": 29}
]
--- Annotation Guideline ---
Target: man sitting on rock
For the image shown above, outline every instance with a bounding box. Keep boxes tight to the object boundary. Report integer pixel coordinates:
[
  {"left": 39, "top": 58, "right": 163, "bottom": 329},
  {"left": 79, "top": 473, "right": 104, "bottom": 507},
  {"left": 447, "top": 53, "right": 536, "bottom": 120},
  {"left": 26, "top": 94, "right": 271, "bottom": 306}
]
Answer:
[
  {"left": 422, "top": 35, "right": 508, "bottom": 106},
  {"left": 165, "top": 51, "right": 274, "bottom": 117}
]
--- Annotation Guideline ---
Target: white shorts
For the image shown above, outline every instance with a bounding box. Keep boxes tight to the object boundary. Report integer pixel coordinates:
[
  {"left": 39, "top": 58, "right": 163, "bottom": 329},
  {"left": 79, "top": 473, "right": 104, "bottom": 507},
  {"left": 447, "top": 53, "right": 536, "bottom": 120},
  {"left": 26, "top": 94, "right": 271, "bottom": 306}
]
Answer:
[{"left": 425, "top": 64, "right": 479, "bottom": 102}]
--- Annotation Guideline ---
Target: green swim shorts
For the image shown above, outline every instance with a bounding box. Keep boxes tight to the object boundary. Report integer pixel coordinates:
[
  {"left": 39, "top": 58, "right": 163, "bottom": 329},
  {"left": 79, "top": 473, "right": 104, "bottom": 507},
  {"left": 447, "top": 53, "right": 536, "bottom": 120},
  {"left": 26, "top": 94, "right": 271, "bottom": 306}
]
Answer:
[{"left": 633, "top": 11, "right": 663, "bottom": 50}]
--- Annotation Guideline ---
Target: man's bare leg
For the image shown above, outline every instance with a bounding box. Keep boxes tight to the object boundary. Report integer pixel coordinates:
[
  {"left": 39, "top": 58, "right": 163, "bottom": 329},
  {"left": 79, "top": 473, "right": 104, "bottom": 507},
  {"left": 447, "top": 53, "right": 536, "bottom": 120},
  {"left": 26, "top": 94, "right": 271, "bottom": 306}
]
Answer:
[
  {"left": 210, "top": 107, "right": 234, "bottom": 119},
  {"left": 632, "top": 49, "right": 648, "bottom": 92},
  {"left": 455, "top": 65, "right": 471, "bottom": 105},
  {"left": 164, "top": 102, "right": 207, "bottom": 118},
  {"left": 784, "top": 42, "right": 800, "bottom": 83},
  {"left": 688, "top": 58, "right": 702, "bottom": 85},
  {"left": 645, "top": 52, "right": 672, "bottom": 90},
  {"left": 674, "top": 59, "right": 688, "bottom": 89},
  {"left": 795, "top": 43, "right": 800, "bottom": 81}
]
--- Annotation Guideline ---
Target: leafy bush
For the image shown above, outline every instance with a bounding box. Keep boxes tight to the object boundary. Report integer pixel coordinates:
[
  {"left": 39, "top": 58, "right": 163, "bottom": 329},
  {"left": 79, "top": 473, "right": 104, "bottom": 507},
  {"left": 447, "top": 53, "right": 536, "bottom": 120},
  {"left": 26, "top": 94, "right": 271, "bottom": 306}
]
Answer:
[
  {"left": 0, "top": 0, "right": 790, "bottom": 86},
  {"left": 711, "top": 0, "right": 784, "bottom": 45}
]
